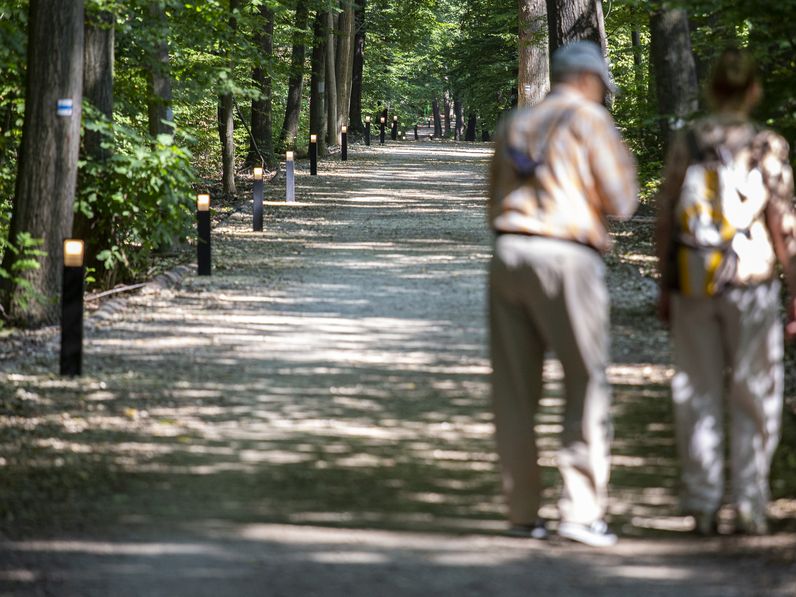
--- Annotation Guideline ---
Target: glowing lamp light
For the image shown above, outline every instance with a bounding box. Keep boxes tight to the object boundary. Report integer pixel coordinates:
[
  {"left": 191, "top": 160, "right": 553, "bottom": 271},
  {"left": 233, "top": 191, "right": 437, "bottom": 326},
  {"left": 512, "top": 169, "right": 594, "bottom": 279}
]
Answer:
[
  {"left": 365, "top": 116, "right": 371, "bottom": 123},
  {"left": 380, "top": 116, "right": 386, "bottom": 124},
  {"left": 286, "top": 151, "right": 294, "bottom": 161},
  {"left": 253, "top": 167, "right": 264, "bottom": 179},
  {"left": 63, "top": 239, "right": 84, "bottom": 267},
  {"left": 341, "top": 125, "right": 348, "bottom": 133},
  {"left": 310, "top": 134, "right": 317, "bottom": 143},
  {"left": 393, "top": 115, "right": 398, "bottom": 122},
  {"left": 196, "top": 193, "right": 211, "bottom": 212}
]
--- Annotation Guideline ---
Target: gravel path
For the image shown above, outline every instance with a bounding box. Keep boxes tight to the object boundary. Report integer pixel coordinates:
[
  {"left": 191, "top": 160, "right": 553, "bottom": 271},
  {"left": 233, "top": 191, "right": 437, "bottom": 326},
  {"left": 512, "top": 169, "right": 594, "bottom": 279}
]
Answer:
[{"left": 1, "top": 141, "right": 794, "bottom": 596}]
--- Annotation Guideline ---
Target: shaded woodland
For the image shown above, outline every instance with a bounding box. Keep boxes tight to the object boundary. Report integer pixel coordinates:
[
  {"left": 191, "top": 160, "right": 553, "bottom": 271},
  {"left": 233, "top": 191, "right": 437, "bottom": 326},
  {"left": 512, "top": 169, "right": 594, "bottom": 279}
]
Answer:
[{"left": 0, "top": 0, "right": 795, "bottom": 327}]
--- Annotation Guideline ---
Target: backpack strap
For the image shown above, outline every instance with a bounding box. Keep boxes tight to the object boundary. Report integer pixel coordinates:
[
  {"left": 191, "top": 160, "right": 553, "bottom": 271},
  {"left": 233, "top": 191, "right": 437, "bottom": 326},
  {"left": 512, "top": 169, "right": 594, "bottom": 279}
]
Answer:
[{"left": 508, "top": 106, "right": 578, "bottom": 178}]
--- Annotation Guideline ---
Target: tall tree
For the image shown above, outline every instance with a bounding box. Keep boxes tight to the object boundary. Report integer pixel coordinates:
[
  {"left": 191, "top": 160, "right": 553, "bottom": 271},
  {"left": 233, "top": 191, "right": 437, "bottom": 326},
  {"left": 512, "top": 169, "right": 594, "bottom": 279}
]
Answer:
[
  {"left": 73, "top": 6, "right": 114, "bottom": 276},
  {"left": 218, "top": 0, "right": 239, "bottom": 198},
  {"left": 248, "top": 4, "right": 276, "bottom": 167},
  {"left": 465, "top": 111, "right": 477, "bottom": 141},
  {"left": 1, "top": 0, "right": 84, "bottom": 326},
  {"left": 432, "top": 98, "right": 442, "bottom": 138},
  {"left": 545, "top": 0, "right": 606, "bottom": 55},
  {"left": 649, "top": 6, "right": 698, "bottom": 144},
  {"left": 518, "top": 0, "right": 548, "bottom": 107},
  {"left": 325, "top": 8, "right": 338, "bottom": 146},
  {"left": 147, "top": 1, "right": 173, "bottom": 138},
  {"left": 335, "top": 0, "right": 355, "bottom": 131},
  {"left": 443, "top": 90, "right": 452, "bottom": 137},
  {"left": 310, "top": 9, "right": 328, "bottom": 155},
  {"left": 348, "top": 0, "right": 366, "bottom": 134},
  {"left": 82, "top": 8, "right": 114, "bottom": 161},
  {"left": 278, "top": 0, "right": 311, "bottom": 152},
  {"left": 454, "top": 98, "right": 463, "bottom": 140}
]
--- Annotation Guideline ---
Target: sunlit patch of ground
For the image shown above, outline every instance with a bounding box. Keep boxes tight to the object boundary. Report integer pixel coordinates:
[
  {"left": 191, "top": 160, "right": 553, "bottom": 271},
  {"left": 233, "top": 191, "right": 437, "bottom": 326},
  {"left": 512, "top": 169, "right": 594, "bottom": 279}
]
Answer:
[{"left": 1, "top": 141, "right": 794, "bottom": 595}]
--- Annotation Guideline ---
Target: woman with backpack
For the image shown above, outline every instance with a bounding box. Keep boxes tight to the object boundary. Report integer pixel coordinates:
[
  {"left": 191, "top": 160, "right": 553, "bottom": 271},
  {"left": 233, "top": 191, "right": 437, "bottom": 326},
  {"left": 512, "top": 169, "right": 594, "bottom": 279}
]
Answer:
[{"left": 655, "top": 48, "right": 796, "bottom": 536}]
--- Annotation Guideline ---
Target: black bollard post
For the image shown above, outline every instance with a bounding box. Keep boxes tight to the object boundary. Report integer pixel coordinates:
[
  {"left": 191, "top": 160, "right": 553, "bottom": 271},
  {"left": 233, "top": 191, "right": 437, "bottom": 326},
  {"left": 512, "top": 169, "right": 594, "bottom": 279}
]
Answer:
[
  {"left": 391, "top": 115, "right": 398, "bottom": 140},
  {"left": 309, "top": 134, "right": 318, "bottom": 175},
  {"left": 60, "top": 239, "right": 84, "bottom": 377},
  {"left": 286, "top": 151, "right": 295, "bottom": 203},
  {"left": 253, "top": 166, "right": 264, "bottom": 232},
  {"left": 379, "top": 116, "right": 385, "bottom": 145},
  {"left": 341, "top": 125, "right": 348, "bottom": 161},
  {"left": 197, "top": 193, "right": 211, "bottom": 276},
  {"left": 365, "top": 116, "right": 371, "bottom": 146},
  {"left": 414, "top": 124, "right": 419, "bottom": 141}
]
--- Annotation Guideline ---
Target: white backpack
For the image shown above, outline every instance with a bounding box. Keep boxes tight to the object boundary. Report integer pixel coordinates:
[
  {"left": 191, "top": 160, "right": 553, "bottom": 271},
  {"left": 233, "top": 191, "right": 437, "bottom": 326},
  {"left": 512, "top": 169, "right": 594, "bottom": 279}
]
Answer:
[{"left": 674, "top": 131, "right": 767, "bottom": 297}]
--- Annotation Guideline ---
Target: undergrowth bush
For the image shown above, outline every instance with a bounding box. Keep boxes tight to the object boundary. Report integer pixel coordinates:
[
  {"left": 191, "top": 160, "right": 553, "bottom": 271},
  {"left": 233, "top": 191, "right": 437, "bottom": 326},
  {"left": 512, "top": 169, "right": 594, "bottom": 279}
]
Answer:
[{"left": 76, "top": 105, "right": 196, "bottom": 288}]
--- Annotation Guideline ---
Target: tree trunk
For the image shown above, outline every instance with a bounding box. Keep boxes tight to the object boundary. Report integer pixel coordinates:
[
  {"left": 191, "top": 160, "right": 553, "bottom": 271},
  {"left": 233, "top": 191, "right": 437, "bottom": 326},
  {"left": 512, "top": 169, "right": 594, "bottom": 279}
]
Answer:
[
  {"left": 278, "top": 0, "right": 310, "bottom": 153},
  {"left": 335, "top": 0, "right": 355, "bottom": 132},
  {"left": 218, "top": 96, "right": 236, "bottom": 197},
  {"left": 649, "top": 7, "right": 698, "bottom": 145},
  {"left": 348, "top": 0, "right": 366, "bottom": 134},
  {"left": 443, "top": 90, "right": 452, "bottom": 137},
  {"left": 465, "top": 111, "right": 477, "bottom": 142},
  {"left": 218, "top": 0, "right": 239, "bottom": 198},
  {"left": 74, "top": 8, "right": 114, "bottom": 283},
  {"left": 248, "top": 4, "right": 275, "bottom": 167},
  {"left": 310, "top": 10, "right": 328, "bottom": 156},
  {"left": 432, "top": 98, "right": 442, "bottom": 138},
  {"left": 1, "top": 0, "right": 84, "bottom": 326},
  {"left": 147, "top": 1, "right": 172, "bottom": 138},
  {"left": 631, "top": 25, "right": 644, "bottom": 92},
  {"left": 82, "top": 10, "right": 113, "bottom": 160},
  {"left": 325, "top": 8, "right": 338, "bottom": 147},
  {"left": 454, "top": 98, "right": 463, "bottom": 140},
  {"left": 518, "top": 0, "right": 549, "bottom": 107},
  {"left": 546, "top": 0, "right": 606, "bottom": 55}
]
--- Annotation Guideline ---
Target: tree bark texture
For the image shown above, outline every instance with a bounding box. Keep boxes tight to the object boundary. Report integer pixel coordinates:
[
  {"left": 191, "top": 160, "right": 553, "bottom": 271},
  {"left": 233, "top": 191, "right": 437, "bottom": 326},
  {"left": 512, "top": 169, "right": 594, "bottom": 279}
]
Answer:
[
  {"left": 454, "top": 98, "right": 463, "bottom": 141},
  {"left": 218, "top": 0, "right": 239, "bottom": 197},
  {"left": 432, "top": 99, "right": 442, "bottom": 138},
  {"left": 443, "top": 90, "right": 452, "bottom": 137},
  {"left": 248, "top": 4, "right": 275, "bottom": 167},
  {"left": 310, "top": 10, "right": 328, "bottom": 155},
  {"left": 465, "top": 111, "right": 477, "bottom": 142},
  {"left": 218, "top": 95, "right": 236, "bottom": 196},
  {"left": 74, "top": 8, "right": 114, "bottom": 282},
  {"left": 545, "top": 0, "right": 606, "bottom": 55},
  {"left": 325, "top": 9, "right": 338, "bottom": 147},
  {"left": 518, "top": 0, "right": 549, "bottom": 107},
  {"left": 82, "top": 10, "right": 113, "bottom": 160},
  {"left": 335, "top": 0, "right": 355, "bottom": 131},
  {"left": 348, "top": 0, "right": 366, "bottom": 134},
  {"left": 278, "top": 0, "right": 310, "bottom": 152},
  {"left": 2, "top": 0, "right": 84, "bottom": 326},
  {"left": 147, "top": 1, "right": 172, "bottom": 138},
  {"left": 649, "top": 7, "right": 698, "bottom": 144}
]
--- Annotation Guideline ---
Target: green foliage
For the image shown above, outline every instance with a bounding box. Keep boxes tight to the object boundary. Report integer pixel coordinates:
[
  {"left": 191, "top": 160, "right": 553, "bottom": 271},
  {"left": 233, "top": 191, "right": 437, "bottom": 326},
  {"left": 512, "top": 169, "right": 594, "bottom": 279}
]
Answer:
[
  {"left": 446, "top": 0, "right": 516, "bottom": 131},
  {"left": 0, "top": 228, "right": 46, "bottom": 320},
  {"left": 76, "top": 105, "right": 196, "bottom": 284}
]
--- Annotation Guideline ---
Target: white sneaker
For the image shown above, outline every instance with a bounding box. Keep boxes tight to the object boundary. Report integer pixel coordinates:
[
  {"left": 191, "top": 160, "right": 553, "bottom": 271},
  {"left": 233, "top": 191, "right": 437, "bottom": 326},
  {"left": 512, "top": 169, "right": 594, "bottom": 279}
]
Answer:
[{"left": 558, "top": 520, "right": 618, "bottom": 547}]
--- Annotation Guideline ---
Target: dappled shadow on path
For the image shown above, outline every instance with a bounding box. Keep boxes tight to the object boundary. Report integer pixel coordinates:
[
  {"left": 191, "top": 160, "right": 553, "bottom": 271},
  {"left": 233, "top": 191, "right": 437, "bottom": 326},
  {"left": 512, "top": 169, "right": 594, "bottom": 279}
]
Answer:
[{"left": 1, "top": 142, "right": 795, "bottom": 594}]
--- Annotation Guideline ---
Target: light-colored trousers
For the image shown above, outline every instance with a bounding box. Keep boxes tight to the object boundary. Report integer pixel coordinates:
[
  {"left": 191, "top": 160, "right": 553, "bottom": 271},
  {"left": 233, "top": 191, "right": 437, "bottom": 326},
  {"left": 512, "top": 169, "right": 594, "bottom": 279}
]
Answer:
[
  {"left": 671, "top": 280, "right": 783, "bottom": 517},
  {"left": 489, "top": 235, "right": 612, "bottom": 526}
]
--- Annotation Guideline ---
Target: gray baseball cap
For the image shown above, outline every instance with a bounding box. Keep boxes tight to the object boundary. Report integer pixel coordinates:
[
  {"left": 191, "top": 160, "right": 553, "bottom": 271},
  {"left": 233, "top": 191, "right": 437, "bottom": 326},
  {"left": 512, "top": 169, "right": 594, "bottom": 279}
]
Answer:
[{"left": 551, "top": 40, "right": 617, "bottom": 94}]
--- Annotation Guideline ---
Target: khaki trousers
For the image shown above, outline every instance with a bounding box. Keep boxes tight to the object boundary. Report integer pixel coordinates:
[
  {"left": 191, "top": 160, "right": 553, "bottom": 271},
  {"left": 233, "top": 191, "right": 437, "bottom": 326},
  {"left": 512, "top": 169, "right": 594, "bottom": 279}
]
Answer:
[
  {"left": 671, "top": 280, "right": 783, "bottom": 517},
  {"left": 489, "top": 235, "right": 612, "bottom": 526}
]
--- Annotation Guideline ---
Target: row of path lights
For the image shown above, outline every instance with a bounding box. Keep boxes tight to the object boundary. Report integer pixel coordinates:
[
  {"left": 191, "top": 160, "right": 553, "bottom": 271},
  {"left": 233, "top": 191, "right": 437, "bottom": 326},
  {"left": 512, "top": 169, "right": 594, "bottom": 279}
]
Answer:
[{"left": 62, "top": 113, "right": 412, "bottom": 376}]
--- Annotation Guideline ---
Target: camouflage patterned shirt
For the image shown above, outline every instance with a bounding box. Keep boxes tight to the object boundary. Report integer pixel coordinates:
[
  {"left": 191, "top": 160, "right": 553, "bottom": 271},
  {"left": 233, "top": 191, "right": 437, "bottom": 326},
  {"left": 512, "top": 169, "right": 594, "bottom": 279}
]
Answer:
[{"left": 488, "top": 87, "right": 639, "bottom": 253}]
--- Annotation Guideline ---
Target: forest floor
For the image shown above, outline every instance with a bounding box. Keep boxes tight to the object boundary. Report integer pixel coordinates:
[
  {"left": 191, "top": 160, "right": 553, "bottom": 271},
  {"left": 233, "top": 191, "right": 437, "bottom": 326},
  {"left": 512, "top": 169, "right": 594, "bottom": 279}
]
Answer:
[{"left": 1, "top": 141, "right": 795, "bottom": 596}]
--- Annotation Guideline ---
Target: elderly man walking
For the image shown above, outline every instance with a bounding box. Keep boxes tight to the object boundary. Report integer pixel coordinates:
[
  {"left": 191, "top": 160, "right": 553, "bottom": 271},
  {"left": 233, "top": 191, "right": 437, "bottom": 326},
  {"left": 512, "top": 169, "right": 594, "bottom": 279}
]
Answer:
[{"left": 487, "top": 41, "right": 638, "bottom": 547}]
